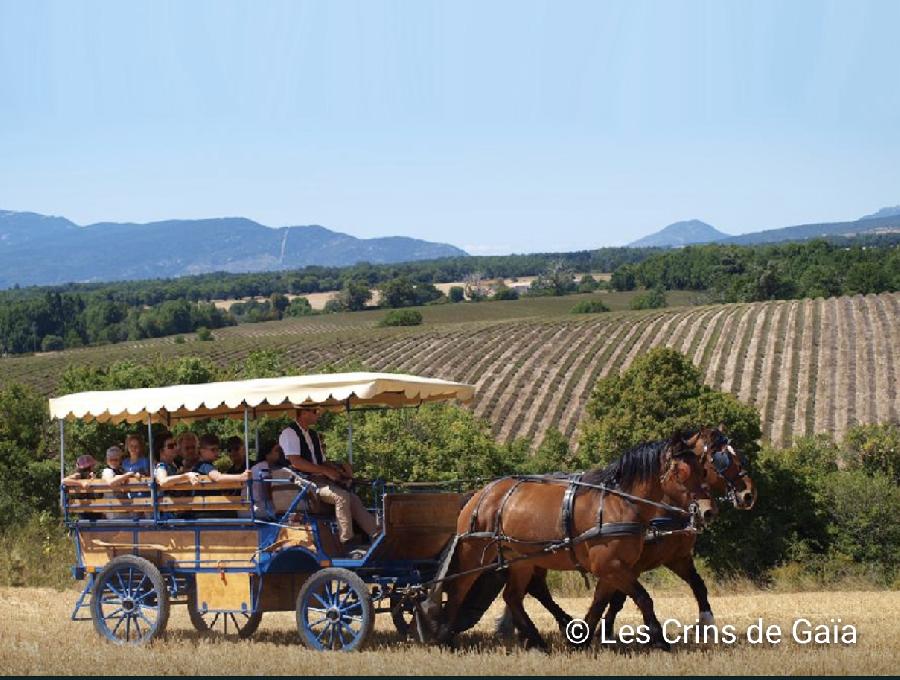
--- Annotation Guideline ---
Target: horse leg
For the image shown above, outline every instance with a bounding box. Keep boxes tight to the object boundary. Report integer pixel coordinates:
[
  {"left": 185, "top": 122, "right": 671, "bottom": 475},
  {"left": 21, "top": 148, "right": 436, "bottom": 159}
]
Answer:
[
  {"left": 496, "top": 567, "right": 573, "bottom": 638},
  {"left": 624, "top": 580, "right": 669, "bottom": 650},
  {"left": 601, "top": 589, "right": 628, "bottom": 633},
  {"left": 666, "top": 555, "right": 714, "bottom": 625},
  {"left": 526, "top": 568, "right": 573, "bottom": 635},
  {"left": 502, "top": 564, "right": 548, "bottom": 651}
]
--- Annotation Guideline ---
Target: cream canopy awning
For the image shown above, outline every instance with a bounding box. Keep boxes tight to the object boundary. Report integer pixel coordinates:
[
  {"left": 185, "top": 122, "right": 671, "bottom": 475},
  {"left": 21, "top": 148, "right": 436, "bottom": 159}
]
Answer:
[{"left": 48, "top": 372, "right": 475, "bottom": 424}]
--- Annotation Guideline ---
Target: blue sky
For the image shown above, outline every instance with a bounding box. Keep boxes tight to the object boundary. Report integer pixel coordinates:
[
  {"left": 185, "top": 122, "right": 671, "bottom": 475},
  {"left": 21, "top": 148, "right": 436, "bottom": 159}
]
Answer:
[{"left": 1, "top": 1, "right": 898, "bottom": 253}]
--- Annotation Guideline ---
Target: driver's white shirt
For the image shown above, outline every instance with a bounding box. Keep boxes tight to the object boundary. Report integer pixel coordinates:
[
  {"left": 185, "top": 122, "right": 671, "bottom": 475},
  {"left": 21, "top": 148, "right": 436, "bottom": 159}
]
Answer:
[{"left": 279, "top": 424, "right": 321, "bottom": 466}]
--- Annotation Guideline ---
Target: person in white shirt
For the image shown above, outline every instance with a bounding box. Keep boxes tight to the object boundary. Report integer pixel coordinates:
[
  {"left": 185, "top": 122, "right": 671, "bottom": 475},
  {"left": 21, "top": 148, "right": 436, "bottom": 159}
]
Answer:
[{"left": 278, "top": 407, "right": 379, "bottom": 551}]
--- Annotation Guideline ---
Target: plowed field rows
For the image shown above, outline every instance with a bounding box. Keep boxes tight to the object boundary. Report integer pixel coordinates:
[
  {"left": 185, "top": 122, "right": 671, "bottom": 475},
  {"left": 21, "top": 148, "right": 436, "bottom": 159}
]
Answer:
[{"left": 2, "top": 293, "right": 897, "bottom": 449}]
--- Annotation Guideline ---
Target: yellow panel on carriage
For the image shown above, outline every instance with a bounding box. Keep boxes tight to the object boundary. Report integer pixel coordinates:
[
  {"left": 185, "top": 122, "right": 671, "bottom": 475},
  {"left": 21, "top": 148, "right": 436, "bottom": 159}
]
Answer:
[{"left": 194, "top": 572, "right": 252, "bottom": 612}]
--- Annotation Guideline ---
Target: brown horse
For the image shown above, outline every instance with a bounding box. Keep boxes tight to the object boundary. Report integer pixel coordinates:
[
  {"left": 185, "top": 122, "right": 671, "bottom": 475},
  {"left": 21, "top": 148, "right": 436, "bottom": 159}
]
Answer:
[
  {"left": 495, "top": 426, "right": 756, "bottom": 644},
  {"left": 431, "top": 432, "right": 714, "bottom": 650}
]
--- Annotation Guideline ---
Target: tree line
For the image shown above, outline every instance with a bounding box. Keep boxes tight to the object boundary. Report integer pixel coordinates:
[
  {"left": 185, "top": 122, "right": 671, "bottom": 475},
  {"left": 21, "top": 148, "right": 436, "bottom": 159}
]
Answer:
[{"left": 610, "top": 237, "right": 900, "bottom": 302}]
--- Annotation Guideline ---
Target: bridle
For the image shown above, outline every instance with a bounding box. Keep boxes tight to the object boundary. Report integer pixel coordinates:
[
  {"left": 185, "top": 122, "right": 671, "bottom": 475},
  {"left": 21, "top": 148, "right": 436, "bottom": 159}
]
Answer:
[{"left": 705, "top": 433, "right": 750, "bottom": 505}]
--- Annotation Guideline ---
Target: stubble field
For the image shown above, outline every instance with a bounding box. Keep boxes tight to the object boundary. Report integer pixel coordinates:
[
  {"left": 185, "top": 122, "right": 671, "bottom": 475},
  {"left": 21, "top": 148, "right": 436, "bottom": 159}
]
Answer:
[{"left": 1, "top": 587, "right": 896, "bottom": 675}]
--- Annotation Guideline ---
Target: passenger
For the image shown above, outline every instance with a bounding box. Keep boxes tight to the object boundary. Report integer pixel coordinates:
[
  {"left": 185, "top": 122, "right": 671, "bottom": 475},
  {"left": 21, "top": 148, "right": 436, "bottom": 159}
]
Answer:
[
  {"left": 101, "top": 446, "right": 139, "bottom": 487},
  {"left": 279, "top": 407, "right": 379, "bottom": 554},
  {"left": 176, "top": 432, "right": 200, "bottom": 472},
  {"left": 224, "top": 436, "right": 247, "bottom": 474},
  {"left": 193, "top": 434, "right": 251, "bottom": 483},
  {"left": 123, "top": 434, "right": 151, "bottom": 477},
  {"left": 100, "top": 446, "right": 139, "bottom": 519},
  {"left": 64, "top": 454, "right": 101, "bottom": 520},
  {"left": 63, "top": 454, "right": 98, "bottom": 489},
  {"left": 249, "top": 441, "right": 284, "bottom": 518},
  {"left": 154, "top": 434, "right": 201, "bottom": 488}
]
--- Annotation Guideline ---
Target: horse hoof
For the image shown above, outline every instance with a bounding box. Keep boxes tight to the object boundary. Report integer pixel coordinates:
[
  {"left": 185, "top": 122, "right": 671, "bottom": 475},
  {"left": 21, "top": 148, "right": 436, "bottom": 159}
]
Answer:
[
  {"left": 699, "top": 610, "right": 715, "bottom": 626},
  {"left": 649, "top": 638, "right": 672, "bottom": 652}
]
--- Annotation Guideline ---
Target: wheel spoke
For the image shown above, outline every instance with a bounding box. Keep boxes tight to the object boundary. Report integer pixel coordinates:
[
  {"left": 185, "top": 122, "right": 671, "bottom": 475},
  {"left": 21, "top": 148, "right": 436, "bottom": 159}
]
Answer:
[
  {"left": 315, "top": 621, "right": 331, "bottom": 643},
  {"left": 308, "top": 616, "right": 329, "bottom": 627},
  {"left": 133, "top": 614, "right": 143, "bottom": 639},
  {"left": 105, "top": 583, "right": 128, "bottom": 602},
  {"left": 112, "top": 613, "right": 126, "bottom": 636},
  {"left": 125, "top": 614, "right": 132, "bottom": 641},
  {"left": 312, "top": 592, "right": 330, "bottom": 609},
  {"left": 137, "top": 610, "right": 156, "bottom": 630},
  {"left": 340, "top": 599, "right": 362, "bottom": 615}
]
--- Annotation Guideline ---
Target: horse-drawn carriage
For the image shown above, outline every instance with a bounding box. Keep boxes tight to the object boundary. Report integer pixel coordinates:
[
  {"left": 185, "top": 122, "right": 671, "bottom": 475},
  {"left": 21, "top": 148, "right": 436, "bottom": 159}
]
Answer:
[
  {"left": 53, "top": 372, "right": 474, "bottom": 650},
  {"left": 53, "top": 371, "right": 755, "bottom": 651}
]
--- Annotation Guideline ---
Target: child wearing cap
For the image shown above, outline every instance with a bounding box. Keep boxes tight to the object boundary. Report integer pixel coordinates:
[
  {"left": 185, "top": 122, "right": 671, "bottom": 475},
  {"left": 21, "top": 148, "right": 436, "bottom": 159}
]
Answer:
[{"left": 63, "top": 454, "right": 98, "bottom": 490}]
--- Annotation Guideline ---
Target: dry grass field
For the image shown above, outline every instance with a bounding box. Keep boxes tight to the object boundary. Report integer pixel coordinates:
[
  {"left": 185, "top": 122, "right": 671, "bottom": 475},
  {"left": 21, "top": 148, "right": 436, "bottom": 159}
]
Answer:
[{"left": 1, "top": 587, "right": 896, "bottom": 675}]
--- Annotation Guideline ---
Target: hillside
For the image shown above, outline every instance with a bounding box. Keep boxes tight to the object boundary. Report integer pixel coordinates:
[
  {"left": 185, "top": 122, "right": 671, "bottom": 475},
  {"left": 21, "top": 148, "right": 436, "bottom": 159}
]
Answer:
[
  {"left": 1, "top": 291, "right": 896, "bottom": 449},
  {"left": 0, "top": 211, "right": 466, "bottom": 288},
  {"left": 719, "top": 213, "right": 900, "bottom": 245},
  {"left": 627, "top": 220, "right": 729, "bottom": 247}
]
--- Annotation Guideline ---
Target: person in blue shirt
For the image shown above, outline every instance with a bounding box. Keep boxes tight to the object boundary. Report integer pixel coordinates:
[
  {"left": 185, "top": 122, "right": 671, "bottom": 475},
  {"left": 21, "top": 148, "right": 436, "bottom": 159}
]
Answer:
[
  {"left": 193, "top": 434, "right": 251, "bottom": 483},
  {"left": 123, "top": 434, "right": 151, "bottom": 477}
]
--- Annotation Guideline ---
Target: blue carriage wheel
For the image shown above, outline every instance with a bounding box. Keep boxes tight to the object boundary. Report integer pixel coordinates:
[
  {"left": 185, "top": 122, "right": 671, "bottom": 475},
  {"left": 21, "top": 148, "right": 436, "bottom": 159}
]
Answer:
[
  {"left": 295, "top": 568, "right": 374, "bottom": 652},
  {"left": 90, "top": 555, "right": 170, "bottom": 645}
]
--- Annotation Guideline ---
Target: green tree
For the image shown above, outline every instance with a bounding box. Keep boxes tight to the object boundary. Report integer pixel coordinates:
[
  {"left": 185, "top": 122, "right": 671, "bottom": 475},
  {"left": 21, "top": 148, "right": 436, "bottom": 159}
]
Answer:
[
  {"left": 843, "top": 423, "right": 900, "bottom": 483},
  {"left": 492, "top": 285, "right": 519, "bottom": 301},
  {"left": 321, "top": 403, "right": 518, "bottom": 482},
  {"left": 576, "top": 347, "right": 761, "bottom": 468},
  {"left": 630, "top": 287, "right": 667, "bottom": 310},
  {"left": 448, "top": 286, "right": 465, "bottom": 303},
  {"left": 40, "top": 335, "right": 64, "bottom": 352},
  {"left": 285, "top": 297, "right": 314, "bottom": 317},
  {"left": 610, "top": 264, "right": 637, "bottom": 291}
]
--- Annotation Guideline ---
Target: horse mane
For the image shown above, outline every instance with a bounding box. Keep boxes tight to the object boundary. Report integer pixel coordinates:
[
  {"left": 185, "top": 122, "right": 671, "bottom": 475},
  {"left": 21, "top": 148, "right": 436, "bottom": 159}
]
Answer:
[{"left": 582, "top": 432, "right": 684, "bottom": 491}]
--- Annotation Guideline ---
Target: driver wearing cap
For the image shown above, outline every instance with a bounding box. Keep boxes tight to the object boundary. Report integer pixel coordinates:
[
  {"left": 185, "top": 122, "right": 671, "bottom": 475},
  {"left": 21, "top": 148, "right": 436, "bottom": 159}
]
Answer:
[{"left": 279, "top": 407, "right": 379, "bottom": 554}]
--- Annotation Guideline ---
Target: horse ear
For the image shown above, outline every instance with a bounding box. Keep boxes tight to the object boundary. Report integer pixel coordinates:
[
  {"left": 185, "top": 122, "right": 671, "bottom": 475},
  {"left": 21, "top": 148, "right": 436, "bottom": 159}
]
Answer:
[{"left": 681, "top": 430, "right": 700, "bottom": 447}]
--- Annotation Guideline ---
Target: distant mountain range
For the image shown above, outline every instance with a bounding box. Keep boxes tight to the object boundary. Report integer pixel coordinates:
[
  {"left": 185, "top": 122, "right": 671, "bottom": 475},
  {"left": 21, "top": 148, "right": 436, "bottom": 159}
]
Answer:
[
  {"left": 628, "top": 206, "right": 900, "bottom": 248},
  {"left": 0, "top": 212, "right": 467, "bottom": 288}
]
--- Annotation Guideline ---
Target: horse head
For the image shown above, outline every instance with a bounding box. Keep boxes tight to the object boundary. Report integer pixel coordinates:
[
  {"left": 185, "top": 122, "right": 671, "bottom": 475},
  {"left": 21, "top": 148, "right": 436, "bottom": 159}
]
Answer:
[
  {"left": 682, "top": 425, "right": 756, "bottom": 509},
  {"left": 660, "top": 433, "right": 717, "bottom": 526}
]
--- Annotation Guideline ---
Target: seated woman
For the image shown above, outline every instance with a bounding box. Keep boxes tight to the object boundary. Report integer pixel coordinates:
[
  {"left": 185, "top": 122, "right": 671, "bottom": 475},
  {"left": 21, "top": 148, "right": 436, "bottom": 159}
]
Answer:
[
  {"left": 154, "top": 433, "right": 200, "bottom": 518},
  {"left": 123, "top": 434, "right": 151, "bottom": 477},
  {"left": 155, "top": 433, "right": 201, "bottom": 488}
]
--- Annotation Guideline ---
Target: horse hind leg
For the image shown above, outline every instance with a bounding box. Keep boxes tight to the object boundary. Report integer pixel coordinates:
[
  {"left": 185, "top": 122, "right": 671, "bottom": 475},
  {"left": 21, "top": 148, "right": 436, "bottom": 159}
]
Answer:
[
  {"left": 602, "top": 589, "right": 627, "bottom": 633},
  {"left": 502, "top": 564, "right": 549, "bottom": 651}
]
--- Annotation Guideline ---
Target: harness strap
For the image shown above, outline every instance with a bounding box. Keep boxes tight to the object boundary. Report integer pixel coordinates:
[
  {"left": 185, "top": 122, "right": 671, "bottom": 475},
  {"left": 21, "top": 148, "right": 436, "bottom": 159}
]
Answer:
[
  {"left": 561, "top": 473, "right": 584, "bottom": 569},
  {"left": 493, "top": 478, "right": 527, "bottom": 566},
  {"left": 468, "top": 477, "right": 507, "bottom": 534}
]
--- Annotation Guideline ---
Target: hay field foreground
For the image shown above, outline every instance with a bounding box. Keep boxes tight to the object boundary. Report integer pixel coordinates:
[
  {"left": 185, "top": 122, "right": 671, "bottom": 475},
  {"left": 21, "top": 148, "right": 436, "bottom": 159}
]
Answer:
[{"left": 1, "top": 588, "right": 896, "bottom": 675}]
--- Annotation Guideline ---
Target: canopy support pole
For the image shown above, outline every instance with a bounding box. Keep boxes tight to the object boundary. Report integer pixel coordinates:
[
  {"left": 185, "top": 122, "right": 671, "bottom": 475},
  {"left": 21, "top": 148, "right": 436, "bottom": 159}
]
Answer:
[
  {"left": 243, "top": 407, "right": 251, "bottom": 470},
  {"left": 58, "top": 419, "right": 65, "bottom": 513},
  {"left": 346, "top": 398, "right": 353, "bottom": 465},
  {"left": 147, "top": 415, "right": 157, "bottom": 522}
]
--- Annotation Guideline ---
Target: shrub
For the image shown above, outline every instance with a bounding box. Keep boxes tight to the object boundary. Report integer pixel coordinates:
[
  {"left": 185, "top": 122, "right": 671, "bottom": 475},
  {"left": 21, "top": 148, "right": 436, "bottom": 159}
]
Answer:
[
  {"left": 40, "top": 335, "right": 64, "bottom": 352},
  {"left": 196, "top": 326, "right": 213, "bottom": 341},
  {"left": 630, "top": 287, "right": 667, "bottom": 310},
  {"left": 492, "top": 285, "right": 519, "bottom": 301},
  {"left": 379, "top": 309, "right": 423, "bottom": 327},
  {"left": 843, "top": 423, "right": 900, "bottom": 483},
  {"left": 570, "top": 299, "right": 610, "bottom": 314},
  {"left": 448, "top": 286, "right": 465, "bottom": 303}
]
